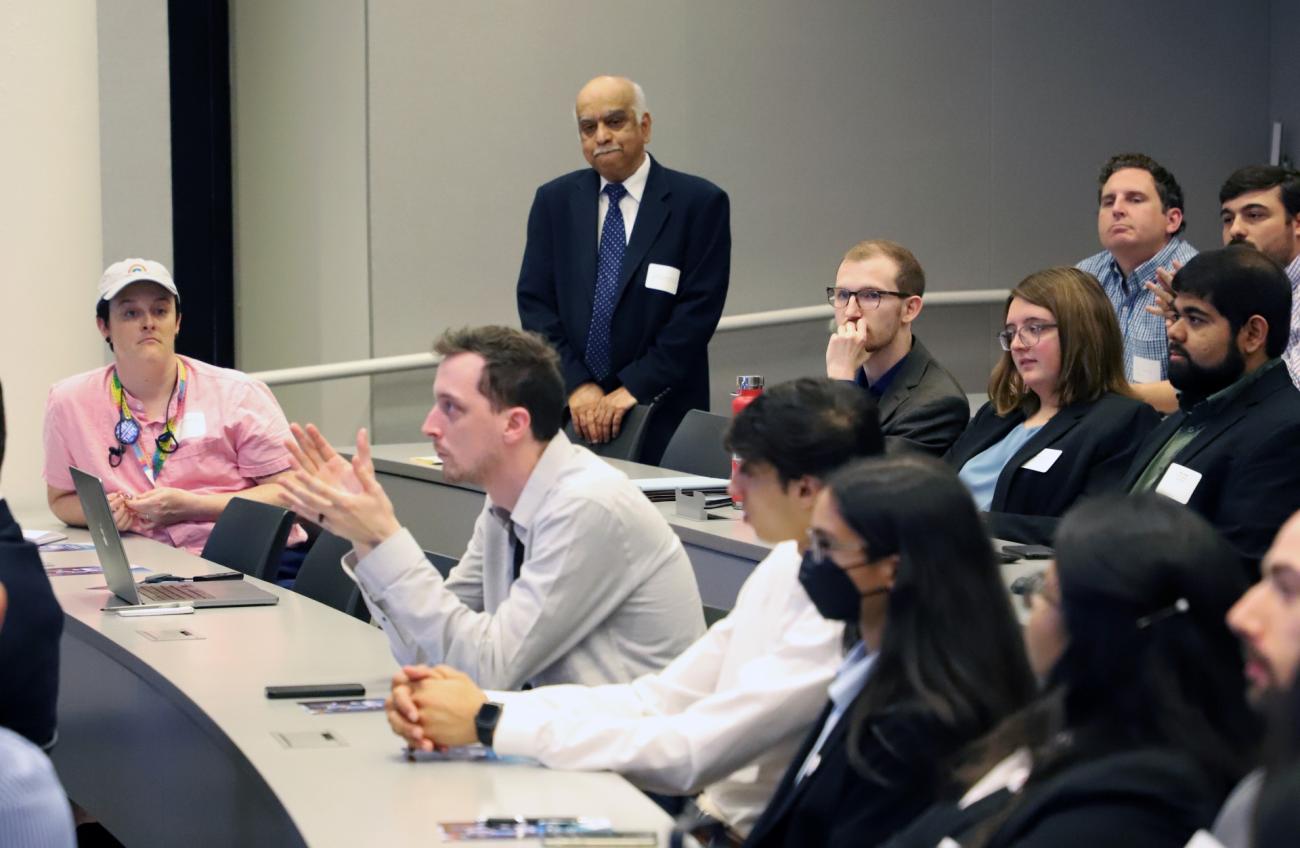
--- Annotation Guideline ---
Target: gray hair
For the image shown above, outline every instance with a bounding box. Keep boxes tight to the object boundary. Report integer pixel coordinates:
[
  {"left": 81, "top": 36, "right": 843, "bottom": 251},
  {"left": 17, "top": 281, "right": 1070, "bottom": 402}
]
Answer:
[{"left": 573, "top": 76, "right": 649, "bottom": 123}]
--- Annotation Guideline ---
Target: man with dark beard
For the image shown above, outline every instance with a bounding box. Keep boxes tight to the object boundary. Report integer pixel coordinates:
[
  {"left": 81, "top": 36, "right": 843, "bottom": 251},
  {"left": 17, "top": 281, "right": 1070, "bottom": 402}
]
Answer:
[{"left": 1121, "top": 244, "right": 1300, "bottom": 574}]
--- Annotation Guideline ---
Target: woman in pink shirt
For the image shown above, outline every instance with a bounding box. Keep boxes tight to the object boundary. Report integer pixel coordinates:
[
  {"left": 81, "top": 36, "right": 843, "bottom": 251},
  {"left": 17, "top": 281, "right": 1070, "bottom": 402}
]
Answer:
[{"left": 42, "top": 258, "right": 303, "bottom": 555}]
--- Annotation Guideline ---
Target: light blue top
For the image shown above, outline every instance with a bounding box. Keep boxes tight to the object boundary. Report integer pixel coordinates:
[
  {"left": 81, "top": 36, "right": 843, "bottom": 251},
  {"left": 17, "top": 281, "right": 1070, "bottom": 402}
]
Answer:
[
  {"left": 958, "top": 424, "right": 1044, "bottom": 511},
  {"left": 793, "top": 640, "right": 876, "bottom": 784}
]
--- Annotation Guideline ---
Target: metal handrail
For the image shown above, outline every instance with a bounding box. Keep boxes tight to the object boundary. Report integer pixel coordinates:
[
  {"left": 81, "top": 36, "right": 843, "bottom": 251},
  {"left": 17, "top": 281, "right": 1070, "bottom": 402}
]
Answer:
[{"left": 251, "top": 288, "right": 1009, "bottom": 387}]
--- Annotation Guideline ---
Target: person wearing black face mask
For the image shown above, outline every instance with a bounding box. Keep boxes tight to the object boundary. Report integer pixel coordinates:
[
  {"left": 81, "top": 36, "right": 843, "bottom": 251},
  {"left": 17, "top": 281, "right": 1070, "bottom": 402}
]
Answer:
[
  {"left": 744, "top": 455, "right": 1035, "bottom": 848},
  {"left": 1121, "top": 245, "right": 1300, "bottom": 574}
]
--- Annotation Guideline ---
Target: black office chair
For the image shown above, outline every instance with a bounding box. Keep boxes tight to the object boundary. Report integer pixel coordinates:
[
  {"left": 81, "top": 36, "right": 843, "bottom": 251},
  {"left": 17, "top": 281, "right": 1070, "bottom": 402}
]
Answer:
[
  {"left": 200, "top": 497, "right": 296, "bottom": 581},
  {"left": 657, "top": 410, "right": 732, "bottom": 477},
  {"left": 424, "top": 551, "right": 459, "bottom": 579},
  {"left": 564, "top": 403, "right": 653, "bottom": 460},
  {"left": 703, "top": 605, "right": 730, "bottom": 627},
  {"left": 292, "top": 531, "right": 370, "bottom": 621}
]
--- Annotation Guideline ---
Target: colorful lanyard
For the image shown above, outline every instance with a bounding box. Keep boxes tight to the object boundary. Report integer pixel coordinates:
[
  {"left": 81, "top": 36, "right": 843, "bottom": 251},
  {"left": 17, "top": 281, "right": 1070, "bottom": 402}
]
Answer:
[{"left": 109, "top": 359, "right": 188, "bottom": 482}]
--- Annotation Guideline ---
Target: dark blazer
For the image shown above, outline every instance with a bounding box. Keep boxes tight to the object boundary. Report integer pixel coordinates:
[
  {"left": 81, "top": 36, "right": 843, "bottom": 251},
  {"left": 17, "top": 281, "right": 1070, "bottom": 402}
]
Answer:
[
  {"left": 947, "top": 392, "right": 1159, "bottom": 545},
  {"left": 0, "top": 499, "right": 63, "bottom": 748},
  {"left": 1120, "top": 363, "right": 1300, "bottom": 572},
  {"left": 744, "top": 699, "right": 953, "bottom": 848},
  {"left": 516, "top": 156, "right": 731, "bottom": 463},
  {"left": 856, "top": 336, "right": 968, "bottom": 456},
  {"left": 884, "top": 748, "right": 1222, "bottom": 848}
]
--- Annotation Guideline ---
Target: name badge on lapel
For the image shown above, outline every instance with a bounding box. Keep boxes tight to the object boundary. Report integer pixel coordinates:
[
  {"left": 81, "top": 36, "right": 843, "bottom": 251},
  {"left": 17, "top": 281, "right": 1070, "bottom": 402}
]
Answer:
[
  {"left": 1021, "top": 448, "right": 1061, "bottom": 473},
  {"left": 645, "top": 263, "right": 680, "bottom": 295},
  {"left": 1155, "top": 463, "right": 1202, "bottom": 504}
]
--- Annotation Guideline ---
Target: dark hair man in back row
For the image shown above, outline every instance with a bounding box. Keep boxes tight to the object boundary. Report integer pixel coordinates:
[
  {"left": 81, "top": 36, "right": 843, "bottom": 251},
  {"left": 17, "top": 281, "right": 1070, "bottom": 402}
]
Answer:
[{"left": 1122, "top": 245, "right": 1300, "bottom": 572}]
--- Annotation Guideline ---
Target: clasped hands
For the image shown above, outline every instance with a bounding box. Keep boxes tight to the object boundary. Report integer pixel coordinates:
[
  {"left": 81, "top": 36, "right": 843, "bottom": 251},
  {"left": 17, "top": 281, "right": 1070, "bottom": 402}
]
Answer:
[
  {"left": 385, "top": 664, "right": 489, "bottom": 751},
  {"left": 279, "top": 423, "right": 401, "bottom": 554},
  {"left": 568, "top": 383, "right": 637, "bottom": 444},
  {"left": 106, "top": 488, "right": 201, "bottom": 531}
]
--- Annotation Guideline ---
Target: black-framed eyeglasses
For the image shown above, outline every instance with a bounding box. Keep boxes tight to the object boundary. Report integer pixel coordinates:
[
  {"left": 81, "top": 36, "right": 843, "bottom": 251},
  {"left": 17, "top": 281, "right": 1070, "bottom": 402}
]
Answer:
[
  {"left": 997, "top": 322, "right": 1058, "bottom": 351},
  {"left": 806, "top": 528, "right": 868, "bottom": 563},
  {"left": 1009, "top": 570, "right": 1058, "bottom": 612},
  {"left": 826, "top": 287, "right": 909, "bottom": 311}
]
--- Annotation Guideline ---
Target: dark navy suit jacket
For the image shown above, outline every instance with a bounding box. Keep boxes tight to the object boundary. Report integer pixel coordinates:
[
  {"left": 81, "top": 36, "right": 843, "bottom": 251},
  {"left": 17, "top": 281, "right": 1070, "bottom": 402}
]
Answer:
[
  {"left": 1119, "top": 362, "right": 1300, "bottom": 573},
  {"left": 0, "top": 499, "right": 63, "bottom": 748},
  {"left": 947, "top": 392, "right": 1159, "bottom": 545},
  {"left": 516, "top": 156, "right": 730, "bottom": 462}
]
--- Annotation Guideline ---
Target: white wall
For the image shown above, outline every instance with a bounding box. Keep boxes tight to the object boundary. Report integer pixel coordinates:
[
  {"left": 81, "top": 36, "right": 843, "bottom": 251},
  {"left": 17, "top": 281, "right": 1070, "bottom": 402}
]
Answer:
[
  {"left": 230, "top": 0, "right": 372, "bottom": 445},
  {"left": 96, "top": 0, "right": 172, "bottom": 268},
  {"left": 0, "top": 1, "right": 106, "bottom": 512}
]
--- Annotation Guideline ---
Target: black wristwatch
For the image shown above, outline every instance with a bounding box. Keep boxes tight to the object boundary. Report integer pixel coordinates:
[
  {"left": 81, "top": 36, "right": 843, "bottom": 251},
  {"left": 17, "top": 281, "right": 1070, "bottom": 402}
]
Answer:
[{"left": 475, "top": 701, "right": 503, "bottom": 747}]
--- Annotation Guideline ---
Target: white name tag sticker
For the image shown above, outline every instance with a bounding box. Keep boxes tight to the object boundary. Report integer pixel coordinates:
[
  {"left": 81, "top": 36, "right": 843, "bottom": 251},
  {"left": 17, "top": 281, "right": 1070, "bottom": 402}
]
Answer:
[
  {"left": 180, "top": 411, "right": 207, "bottom": 440},
  {"left": 1185, "top": 831, "right": 1227, "bottom": 848},
  {"left": 1155, "top": 463, "right": 1202, "bottom": 504},
  {"left": 1131, "top": 355, "right": 1163, "bottom": 384},
  {"left": 645, "top": 263, "right": 681, "bottom": 295},
  {"left": 1022, "top": 448, "right": 1062, "bottom": 473}
]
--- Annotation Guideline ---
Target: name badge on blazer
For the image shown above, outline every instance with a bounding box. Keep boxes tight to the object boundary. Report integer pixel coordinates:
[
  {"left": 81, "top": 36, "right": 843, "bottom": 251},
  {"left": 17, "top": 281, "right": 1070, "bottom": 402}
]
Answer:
[
  {"left": 1155, "top": 463, "right": 1202, "bottom": 505},
  {"left": 645, "top": 263, "right": 680, "bottom": 295},
  {"left": 1021, "top": 448, "right": 1061, "bottom": 473}
]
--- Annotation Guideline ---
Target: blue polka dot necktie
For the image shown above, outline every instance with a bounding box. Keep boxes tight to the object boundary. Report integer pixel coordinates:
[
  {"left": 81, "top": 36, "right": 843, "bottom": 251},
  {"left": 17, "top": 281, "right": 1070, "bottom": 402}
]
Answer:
[{"left": 585, "top": 182, "right": 627, "bottom": 381}]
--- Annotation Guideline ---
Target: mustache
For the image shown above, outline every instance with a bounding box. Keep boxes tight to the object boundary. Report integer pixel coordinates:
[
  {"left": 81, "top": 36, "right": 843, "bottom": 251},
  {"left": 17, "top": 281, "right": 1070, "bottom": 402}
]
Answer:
[
  {"left": 594, "top": 144, "right": 623, "bottom": 156},
  {"left": 1229, "top": 235, "right": 1255, "bottom": 247}
]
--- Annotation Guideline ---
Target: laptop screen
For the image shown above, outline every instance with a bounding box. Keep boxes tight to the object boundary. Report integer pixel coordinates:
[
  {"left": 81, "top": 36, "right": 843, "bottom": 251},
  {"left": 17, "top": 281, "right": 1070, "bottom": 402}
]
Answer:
[{"left": 69, "top": 466, "right": 142, "bottom": 605}]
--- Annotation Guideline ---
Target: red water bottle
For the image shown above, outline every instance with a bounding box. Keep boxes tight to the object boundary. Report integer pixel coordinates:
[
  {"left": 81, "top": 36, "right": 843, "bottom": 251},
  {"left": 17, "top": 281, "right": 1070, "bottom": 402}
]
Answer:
[{"left": 731, "top": 376, "right": 764, "bottom": 506}]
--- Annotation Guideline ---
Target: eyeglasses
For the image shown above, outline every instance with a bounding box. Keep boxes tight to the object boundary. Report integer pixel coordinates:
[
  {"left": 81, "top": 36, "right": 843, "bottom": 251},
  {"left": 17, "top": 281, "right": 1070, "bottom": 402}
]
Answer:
[
  {"left": 826, "top": 287, "right": 909, "bottom": 311},
  {"left": 806, "top": 528, "right": 868, "bottom": 563},
  {"left": 1009, "top": 570, "right": 1059, "bottom": 612},
  {"left": 997, "top": 322, "right": 1058, "bottom": 351}
]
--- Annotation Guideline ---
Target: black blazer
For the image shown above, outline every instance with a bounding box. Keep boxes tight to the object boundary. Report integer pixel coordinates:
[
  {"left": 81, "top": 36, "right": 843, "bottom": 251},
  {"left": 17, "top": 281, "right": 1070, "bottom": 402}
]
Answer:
[
  {"left": 1120, "top": 363, "right": 1300, "bottom": 572},
  {"left": 744, "top": 699, "right": 954, "bottom": 848},
  {"left": 856, "top": 337, "right": 968, "bottom": 457},
  {"left": 946, "top": 392, "right": 1159, "bottom": 545},
  {"left": 516, "top": 156, "right": 731, "bottom": 463},
  {"left": 0, "top": 499, "right": 63, "bottom": 748},
  {"left": 884, "top": 748, "right": 1223, "bottom": 848}
]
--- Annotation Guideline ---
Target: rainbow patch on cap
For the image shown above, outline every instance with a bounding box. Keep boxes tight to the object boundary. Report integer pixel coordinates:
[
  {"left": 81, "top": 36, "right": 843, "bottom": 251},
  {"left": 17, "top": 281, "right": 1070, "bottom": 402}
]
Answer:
[{"left": 128, "top": 264, "right": 147, "bottom": 273}]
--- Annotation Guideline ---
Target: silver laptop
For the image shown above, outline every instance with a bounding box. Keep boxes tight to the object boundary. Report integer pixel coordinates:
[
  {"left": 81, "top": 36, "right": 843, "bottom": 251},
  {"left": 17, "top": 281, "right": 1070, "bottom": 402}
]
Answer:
[{"left": 70, "top": 466, "right": 280, "bottom": 610}]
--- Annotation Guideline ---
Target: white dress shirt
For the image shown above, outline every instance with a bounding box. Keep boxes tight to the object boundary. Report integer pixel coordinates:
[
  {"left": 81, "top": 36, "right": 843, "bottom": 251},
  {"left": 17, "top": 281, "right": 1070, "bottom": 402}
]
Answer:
[
  {"left": 597, "top": 152, "right": 652, "bottom": 244},
  {"left": 791, "top": 639, "right": 876, "bottom": 784},
  {"left": 344, "top": 432, "right": 704, "bottom": 690},
  {"left": 489, "top": 541, "right": 845, "bottom": 836}
]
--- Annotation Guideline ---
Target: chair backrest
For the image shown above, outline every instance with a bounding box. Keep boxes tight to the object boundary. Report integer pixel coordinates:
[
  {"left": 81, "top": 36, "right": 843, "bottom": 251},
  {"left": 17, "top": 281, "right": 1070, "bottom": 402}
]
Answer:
[
  {"left": 424, "top": 551, "right": 459, "bottom": 579},
  {"left": 703, "top": 605, "right": 730, "bottom": 628},
  {"left": 292, "top": 531, "right": 369, "bottom": 620},
  {"left": 658, "top": 409, "right": 732, "bottom": 477},
  {"left": 200, "top": 497, "right": 295, "bottom": 581},
  {"left": 564, "top": 404, "right": 653, "bottom": 460}
]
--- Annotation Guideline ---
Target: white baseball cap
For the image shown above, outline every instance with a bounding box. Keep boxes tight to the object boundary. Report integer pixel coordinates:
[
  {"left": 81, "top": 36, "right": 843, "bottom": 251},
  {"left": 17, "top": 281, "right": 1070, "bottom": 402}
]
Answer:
[{"left": 97, "top": 258, "right": 180, "bottom": 306}]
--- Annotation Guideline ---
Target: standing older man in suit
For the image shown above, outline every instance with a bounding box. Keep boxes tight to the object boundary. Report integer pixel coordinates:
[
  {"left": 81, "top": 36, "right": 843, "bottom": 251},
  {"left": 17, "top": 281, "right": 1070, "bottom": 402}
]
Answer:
[{"left": 517, "top": 75, "right": 731, "bottom": 464}]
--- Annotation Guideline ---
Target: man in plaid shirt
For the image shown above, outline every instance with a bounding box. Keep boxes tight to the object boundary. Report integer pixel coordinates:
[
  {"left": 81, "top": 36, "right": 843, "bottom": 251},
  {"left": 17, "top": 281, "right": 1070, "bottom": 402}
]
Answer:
[{"left": 1077, "top": 153, "right": 1196, "bottom": 412}]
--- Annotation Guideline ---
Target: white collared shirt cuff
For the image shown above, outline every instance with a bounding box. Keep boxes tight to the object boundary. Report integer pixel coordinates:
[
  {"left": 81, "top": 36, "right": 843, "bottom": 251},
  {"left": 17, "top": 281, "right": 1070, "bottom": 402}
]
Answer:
[
  {"left": 343, "top": 527, "right": 422, "bottom": 595},
  {"left": 487, "top": 690, "right": 545, "bottom": 757}
]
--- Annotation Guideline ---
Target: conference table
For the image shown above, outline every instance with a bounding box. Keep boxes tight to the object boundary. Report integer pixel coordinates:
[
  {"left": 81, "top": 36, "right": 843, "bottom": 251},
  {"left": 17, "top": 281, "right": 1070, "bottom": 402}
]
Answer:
[
  {"left": 363, "top": 443, "right": 1046, "bottom": 616},
  {"left": 31, "top": 520, "right": 676, "bottom": 847},
  {"left": 364, "top": 443, "right": 769, "bottom": 610}
]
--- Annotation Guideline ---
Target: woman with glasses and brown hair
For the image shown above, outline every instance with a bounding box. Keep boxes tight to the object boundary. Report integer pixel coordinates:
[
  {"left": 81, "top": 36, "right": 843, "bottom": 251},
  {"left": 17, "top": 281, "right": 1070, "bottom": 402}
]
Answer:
[
  {"left": 945, "top": 267, "right": 1160, "bottom": 544},
  {"left": 884, "top": 494, "right": 1258, "bottom": 847},
  {"left": 743, "top": 454, "right": 1035, "bottom": 847}
]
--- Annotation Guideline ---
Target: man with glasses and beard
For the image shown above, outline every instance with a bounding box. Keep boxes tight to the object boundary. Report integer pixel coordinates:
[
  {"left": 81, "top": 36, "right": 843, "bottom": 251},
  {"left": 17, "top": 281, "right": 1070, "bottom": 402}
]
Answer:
[{"left": 1121, "top": 245, "right": 1300, "bottom": 573}]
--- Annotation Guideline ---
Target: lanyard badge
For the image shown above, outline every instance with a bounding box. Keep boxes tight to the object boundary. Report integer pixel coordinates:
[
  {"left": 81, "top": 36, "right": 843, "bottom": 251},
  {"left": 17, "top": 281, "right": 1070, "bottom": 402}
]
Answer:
[{"left": 109, "top": 360, "right": 188, "bottom": 482}]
